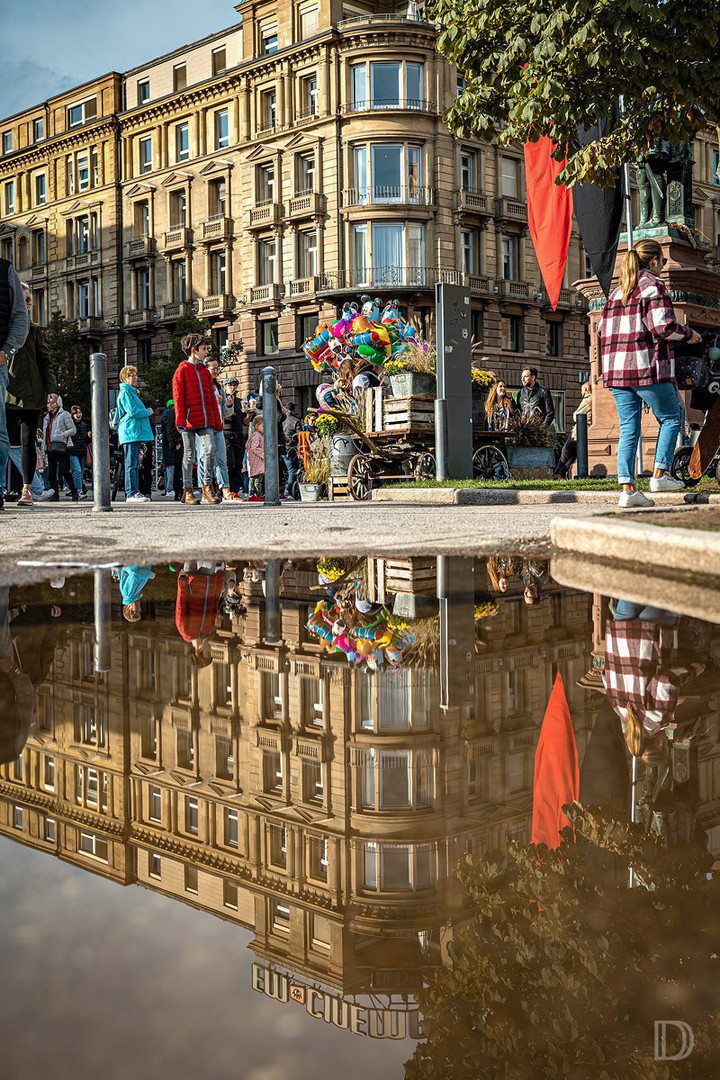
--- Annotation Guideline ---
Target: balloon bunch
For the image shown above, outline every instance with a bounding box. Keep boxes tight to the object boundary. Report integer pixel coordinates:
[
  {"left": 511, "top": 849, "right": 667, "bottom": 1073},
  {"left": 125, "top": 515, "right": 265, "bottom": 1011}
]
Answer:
[
  {"left": 302, "top": 294, "right": 425, "bottom": 374},
  {"left": 306, "top": 598, "right": 413, "bottom": 671}
]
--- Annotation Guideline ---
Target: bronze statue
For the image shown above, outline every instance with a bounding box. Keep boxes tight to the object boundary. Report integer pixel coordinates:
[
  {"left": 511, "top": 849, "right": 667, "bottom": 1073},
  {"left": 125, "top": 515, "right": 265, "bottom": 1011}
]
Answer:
[{"left": 636, "top": 139, "right": 693, "bottom": 228}]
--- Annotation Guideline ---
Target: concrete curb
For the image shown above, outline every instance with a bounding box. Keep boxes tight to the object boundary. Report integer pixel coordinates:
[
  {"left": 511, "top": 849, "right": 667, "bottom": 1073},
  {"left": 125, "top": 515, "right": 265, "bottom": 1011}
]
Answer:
[
  {"left": 371, "top": 487, "right": 720, "bottom": 507},
  {"left": 550, "top": 506, "right": 720, "bottom": 578}
]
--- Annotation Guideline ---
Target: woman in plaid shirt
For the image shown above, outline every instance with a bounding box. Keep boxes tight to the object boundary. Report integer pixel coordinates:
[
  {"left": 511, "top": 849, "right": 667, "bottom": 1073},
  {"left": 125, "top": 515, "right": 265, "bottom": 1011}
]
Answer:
[{"left": 598, "top": 238, "right": 702, "bottom": 507}]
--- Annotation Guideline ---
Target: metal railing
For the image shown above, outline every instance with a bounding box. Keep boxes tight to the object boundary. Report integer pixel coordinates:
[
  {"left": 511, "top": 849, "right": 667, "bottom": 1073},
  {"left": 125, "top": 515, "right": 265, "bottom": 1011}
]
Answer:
[
  {"left": 337, "top": 13, "right": 436, "bottom": 30},
  {"left": 340, "top": 98, "right": 435, "bottom": 114},
  {"left": 342, "top": 186, "right": 435, "bottom": 207},
  {"left": 320, "top": 266, "right": 467, "bottom": 290}
]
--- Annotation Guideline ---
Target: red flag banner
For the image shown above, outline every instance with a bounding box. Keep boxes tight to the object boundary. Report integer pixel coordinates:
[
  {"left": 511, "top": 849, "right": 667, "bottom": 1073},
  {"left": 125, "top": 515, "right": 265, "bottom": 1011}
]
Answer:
[
  {"left": 531, "top": 671, "right": 579, "bottom": 848},
  {"left": 523, "top": 137, "right": 573, "bottom": 311}
]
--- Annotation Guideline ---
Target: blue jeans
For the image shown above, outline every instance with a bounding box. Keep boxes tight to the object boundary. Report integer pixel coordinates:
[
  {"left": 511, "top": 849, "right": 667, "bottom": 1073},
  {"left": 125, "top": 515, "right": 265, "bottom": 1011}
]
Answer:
[
  {"left": 8, "top": 447, "right": 43, "bottom": 497},
  {"left": 0, "top": 366, "right": 9, "bottom": 496},
  {"left": 611, "top": 382, "right": 681, "bottom": 483},
  {"left": 69, "top": 453, "right": 84, "bottom": 492},
  {"left": 282, "top": 450, "right": 299, "bottom": 494},
  {"left": 181, "top": 427, "right": 215, "bottom": 487},
  {"left": 198, "top": 429, "right": 229, "bottom": 490},
  {"left": 614, "top": 600, "right": 677, "bottom": 625},
  {"left": 123, "top": 440, "right": 142, "bottom": 498}
]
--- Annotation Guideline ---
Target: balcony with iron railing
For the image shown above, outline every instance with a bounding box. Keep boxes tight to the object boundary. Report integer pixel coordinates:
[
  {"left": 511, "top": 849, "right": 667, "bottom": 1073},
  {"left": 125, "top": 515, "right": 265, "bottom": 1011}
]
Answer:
[
  {"left": 342, "top": 186, "right": 436, "bottom": 208},
  {"left": 256, "top": 119, "right": 278, "bottom": 136},
  {"left": 319, "top": 266, "right": 486, "bottom": 292},
  {"left": 337, "top": 12, "right": 438, "bottom": 32},
  {"left": 296, "top": 104, "right": 319, "bottom": 122},
  {"left": 200, "top": 215, "right": 233, "bottom": 242},
  {"left": 340, "top": 98, "right": 435, "bottom": 115},
  {"left": 249, "top": 202, "right": 282, "bottom": 228},
  {"left": 162, "top": 226, "right": 192, "bottom": 250}
]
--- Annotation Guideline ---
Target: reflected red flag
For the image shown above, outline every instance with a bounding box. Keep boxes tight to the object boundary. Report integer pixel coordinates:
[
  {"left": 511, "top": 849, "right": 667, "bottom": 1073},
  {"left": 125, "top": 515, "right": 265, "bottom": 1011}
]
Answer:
[
  {"left": 531, "top": 671, "right": 579, "bottom": 848},
  {"left": 523, "top": 137, "right": 573, "bottom": 311}
]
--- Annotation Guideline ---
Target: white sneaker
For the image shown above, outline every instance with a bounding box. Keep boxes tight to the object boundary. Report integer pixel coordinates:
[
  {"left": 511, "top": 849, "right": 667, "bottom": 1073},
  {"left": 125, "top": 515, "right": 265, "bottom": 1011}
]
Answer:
[
  {"left": 649, "top": 473, "right": 685, "bottom": 492},
  {"left": 39, "top": 489, "right": 55, "bottom": 501},
  {"left": 127, "top": 493, "right": 150, "bottom": 503},
  {"left": 165, "top": 489, "right": 175, "bottom": 498},
  {"left": 618, "top": 490, "right": 655, "bottom": 508}
]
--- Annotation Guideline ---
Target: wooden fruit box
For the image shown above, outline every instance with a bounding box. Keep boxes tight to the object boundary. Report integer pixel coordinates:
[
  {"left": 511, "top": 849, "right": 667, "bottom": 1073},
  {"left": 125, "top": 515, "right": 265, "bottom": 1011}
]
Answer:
[
  {"left": 327, "top": 475, "right": 351, "bottom": 502},
  {"left": 383, "top": 558, "right": 437, "bottom": 595},
  {"left": 382, "top": 395, "right": 435, "bottom": 432}
]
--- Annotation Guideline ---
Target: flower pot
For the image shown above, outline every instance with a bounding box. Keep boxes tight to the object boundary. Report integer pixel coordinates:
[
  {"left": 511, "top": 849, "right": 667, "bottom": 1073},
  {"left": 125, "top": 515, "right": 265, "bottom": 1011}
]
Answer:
[
  {"left": 298, "top": 482, "right": 324, "bottom": 502},
  {"left": 329, "top": 433, "right": 356, "bottom": 475},
  {"left": 389, "top": 372, "right": 436, "bottom": 398},
  {"left": 506, "top": 445, "right": 555, "bottom": 479},
  {"left": 392, "top": 593, "right": 439, "bottom": 619}
]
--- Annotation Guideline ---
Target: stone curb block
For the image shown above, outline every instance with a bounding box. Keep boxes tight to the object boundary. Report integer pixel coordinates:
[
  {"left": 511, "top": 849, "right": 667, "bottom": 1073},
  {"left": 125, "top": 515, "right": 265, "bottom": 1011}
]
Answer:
[{"left": 372, "top": 488, "right": 720, "bottom": 507}]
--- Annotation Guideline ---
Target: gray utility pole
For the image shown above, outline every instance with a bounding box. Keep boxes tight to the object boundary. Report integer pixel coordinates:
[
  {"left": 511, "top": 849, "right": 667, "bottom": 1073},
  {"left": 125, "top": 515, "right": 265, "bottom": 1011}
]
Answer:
[
  {"left": 90, "top": 352, "right": 112, "bottom": 512},
  {"left": 435, "top": 283, "right": 473, "bottom": 480},
  {"left": 261, "top": 366, "right": 280, "bottom": 506}
]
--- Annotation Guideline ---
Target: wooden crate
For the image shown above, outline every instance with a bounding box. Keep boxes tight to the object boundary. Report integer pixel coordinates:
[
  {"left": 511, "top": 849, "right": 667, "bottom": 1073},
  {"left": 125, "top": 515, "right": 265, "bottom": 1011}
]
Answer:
[
  {"left": 384, "top": 558, "right": 437, "bottom": 595},
  {"left": 327, "top": 474, "right": 351, "bottom": 501},
  {"left": 382, "top": 395, "right": 435, "bottom": 432},
  {"left": 364, "top": 386, "right": 385, "bottom": 434}
]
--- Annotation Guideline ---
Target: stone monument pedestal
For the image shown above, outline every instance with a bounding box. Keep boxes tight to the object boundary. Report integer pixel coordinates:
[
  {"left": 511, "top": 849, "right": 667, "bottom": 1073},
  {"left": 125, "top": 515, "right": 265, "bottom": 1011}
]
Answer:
[{"left": 574, "top": 229, "right": 720, "bottom": 477}]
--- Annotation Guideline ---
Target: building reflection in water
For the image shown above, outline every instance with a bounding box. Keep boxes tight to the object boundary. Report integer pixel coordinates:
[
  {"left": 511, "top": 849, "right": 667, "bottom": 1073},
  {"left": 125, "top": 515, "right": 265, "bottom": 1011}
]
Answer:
[{"left": 0, "top": 556, "right": 718, "bottom": 1047}]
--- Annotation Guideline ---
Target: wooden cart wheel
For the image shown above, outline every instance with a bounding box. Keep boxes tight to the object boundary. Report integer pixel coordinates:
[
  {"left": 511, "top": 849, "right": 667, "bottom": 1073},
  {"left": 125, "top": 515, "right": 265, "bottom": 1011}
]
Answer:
[
  {"left": 671, "top": 446, "right": 700, "bottom": 488},
  {"left": 348, "top": 454, "right": 373, "bottom": 501},
  {"left": 415, "top": 452, "right": 436, "bottom": 481},
  {"left": 473, "top": 445, "right": 511, "bottom": 480}
]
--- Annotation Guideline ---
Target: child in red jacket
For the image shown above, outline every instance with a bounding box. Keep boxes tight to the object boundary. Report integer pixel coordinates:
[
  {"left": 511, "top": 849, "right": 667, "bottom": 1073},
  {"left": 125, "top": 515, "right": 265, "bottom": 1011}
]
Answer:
[{"left": 172, "top": 334, "right": 223, "bottom": 505}]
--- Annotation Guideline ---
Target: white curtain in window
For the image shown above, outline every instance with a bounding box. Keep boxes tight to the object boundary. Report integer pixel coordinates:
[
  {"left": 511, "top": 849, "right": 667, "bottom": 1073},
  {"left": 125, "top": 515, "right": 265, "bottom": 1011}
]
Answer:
[{"left": 372, "top": 223, "right": 403, "bottom": 286}]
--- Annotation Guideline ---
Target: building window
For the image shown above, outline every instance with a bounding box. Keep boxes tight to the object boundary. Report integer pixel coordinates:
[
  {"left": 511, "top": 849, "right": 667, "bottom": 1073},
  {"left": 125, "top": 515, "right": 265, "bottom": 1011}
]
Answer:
[
  {"left": 184, "top": 864, "right": 198, "bottom": 893},
  {"left": 261, "top": 22, "right": 278, "bottom": 54},
  {"left": 299, "top": 230, "right": 318, "bottom": 278},
  {"left": 172, "top": 259, "right": 187, "bottom": 302},
  {"left": 467, "top": 755, "right": 489, "bottom": 800},
  {"left": 33, "top": 118, "right": 44, "bottom": 143},
  {"left": 300, "top": 4, "right": 319, "bottom": 38},
  {"left": 271, "top": 899, "right": 290, "bottom": 932},
  {"left": 141, "top": 714, "right": 157, "bottom": 758},
  {"left": 44, "top": 817, "right": 56, "bottom": 843},
  {"left": 176, "top": 122, "right": 189, "bottom": 162},
  {"left": 68, "top": 97, "right": 97, "bottom": 128},
  {"left": 224, "top": 808, "right": 239, "bottom": 848},
  {"left": 33, "top": 290, "right": 46, "bottom": 326},
  {"left": 44, "top": 756, "right": 55, "bottom": 791},
  {"left": 92, "top": 148, "right": 100, "bottom": 186},
  {"left": 134, "top": 200, "right": 149, "bottom": 237},
  {"left": 185, "top": 796, "right": 199, "bottom": 836},
  {"left": 215, "top": 108, "right": 229, "bottom": 150},
  {"left": 261, "top": 90, "right": 277, "bottom": 131},
  {"left": 170, "top": 189, "right": 187, "bottom": 227},
  {"left": 269, "top": 825, "right": 287, "bottom": 868},
  {"left": 359, "top": 749, "right": 430, "bottom": 810},
  {"left": 2, "top": 131, "right": 12, "bottom": 155},
  {"left": 461, "top": 230, "right": 479, "bottom": 276},
  {"left": 13, "top": 805, "right": 23, "bottom": 829},
  {"left": 501, "top": 236, "right": 517, "bottom": 280},
  {"left": 262, "top": 750, "right": 283, "bottom": 793},
  {"left": 471, "top": 307, "right": 483, "bottom": 347},
  {"left": 714, "top": 150, "right": 719, "bottom": 185},
  {"left": 139, "top": 136, "right": 152, "bottom": 174},
  {"left": 257, "top": 164, "right": 275, "bottom": 204},
  {"left": 173, "top": 63, "right": 187, "bottom": 92},
  {"left": 301, "top": 75, "right": 318, "bottom": 117},
  {"left": 210, "top": 250, "right": 226, "bottom": 294},
  {"left": 223, "top": 881, "right": 238, "bottom": 909},
  {"left": 309, "top": 836, "right": 328, "bottom": 881},
  {"left": 215, "top": 733, "right": 234, "bottom": 779},
  {"left": 362, "top": 842, "right": 434, "bottom": 892},
  {"left": 302, "top": 760, "right": 324, "bottom": 803},
  {"left": 501, "top": 314, "right": 522, "bottom": 352},
  {"left": 209, "top": 178, "right": 227, "bottom": 218},
  {"left": 258, "top": 239, "right": 276, "bottom": 285},
  {"left": 260, "top": 319, "right": 279, "bottom": 355},
  {"left": 212, "top": 46, "right": 227, "bottom": 75},
  {"left": 460, "top": 151, "right": 478, "bottom": 191},
  {"left": 507, "top": 670, "right": 525, "bottom": 715},
  {"left": 78, "top": 153, "right": 90, "bottom": 192},
  {"left": 34, "top": 173, "right": 46, "bottom": 206},
  {"left": 76, "top": 215, "right": 90, "bottom": 254},
  {"left": 297, "top": 153, "right": 315, "bottom": 194},
  {"left": 546, "top": 321, "right": 561, "bottom": 357},
  {"left": 299, "top": 312, "right": 317, "bottom": 344},
  {"left": 350, "top": 61, "right": 423, "bottom": 110},
  {"left": 501, "top": 157, "right": 519, "bottom": 199},
  {"left": 137, "top": 80, "right": 150, "bottom": 106},
  {"left": 149, "top": 853, "right": 161, "bottom": 878},
  {"left": 149, "top": 786, "right": 162, "bottom": 822},
  {"left": 32, "top": 229, "right": 45, "bottom": 265},
  {"left": 4, "top": 181, "right": 14, "bottom": 215},
  {"left": 300, "top": 677, "right": 324, "bottom": 727},
  {"left": 508, "top": 748, "right": 528, "bottom": 793},
  {"left": 78, "top": 832, "right": 109, "bottom": 861},
  {"left": 76, "top": 703, "right": 106, "bottom": 747},
  {"left": 177, "top": 729, "right": 195, "bottom": 770},
  {"left": 136, "top": 266, "right": 150, "bottom": 310}
]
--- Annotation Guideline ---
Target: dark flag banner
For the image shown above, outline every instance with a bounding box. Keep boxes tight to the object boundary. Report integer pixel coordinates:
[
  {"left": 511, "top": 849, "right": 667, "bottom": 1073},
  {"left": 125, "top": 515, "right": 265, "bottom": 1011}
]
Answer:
[
  {"left": 524, "top": 135, "right": 573, "bottom": 310},
  {"left": 573, "top": 108, "right": 624, "bottom": 297}
]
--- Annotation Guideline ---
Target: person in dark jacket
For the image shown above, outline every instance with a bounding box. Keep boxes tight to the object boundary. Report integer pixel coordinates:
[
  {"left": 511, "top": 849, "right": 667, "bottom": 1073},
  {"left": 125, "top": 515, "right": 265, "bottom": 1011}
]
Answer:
[
  {"left": 514, "top": 367, "right": 556, "bottom": 428},
  {"left": 222, "top": 377, "right": 248, "bottom": 495},
  {"left": 164, "top": 401, "right": 184, "bottom": 500},
  {"left": 160, "top": 400, "right": 176, "bottom": 497},
  {"left": 282, "top": 402, "right": 302, "bottom": 498},
  {"left": 0, "top": 266, "right": 31, "bottom": 509},
  {"left": 68, "top": 405, "right": 90, "bottom": 498},
  {"left": 172, "top": 334, "right": 223, "bottom": 505}
]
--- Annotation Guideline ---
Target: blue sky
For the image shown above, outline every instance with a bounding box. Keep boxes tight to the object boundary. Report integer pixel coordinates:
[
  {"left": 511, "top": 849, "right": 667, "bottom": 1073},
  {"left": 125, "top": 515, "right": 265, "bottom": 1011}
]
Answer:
[{"left": 2, "top": 0, "right": 239, "bottom": 118}]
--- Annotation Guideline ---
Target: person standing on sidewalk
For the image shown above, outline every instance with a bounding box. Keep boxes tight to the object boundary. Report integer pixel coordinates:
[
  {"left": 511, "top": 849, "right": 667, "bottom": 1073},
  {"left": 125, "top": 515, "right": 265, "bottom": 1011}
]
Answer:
[
  {"left": 68, "top": 406, "right": 90, "bottom": 498},
  {"left": 282, "top": 402, "right": 302, "bottom": 498},
  {"left": 42, "top": 394, "right": 78, "bottom": 501},
  {"left": 515, "top": 367, "right": 555, "bottom": 428},
  {"left": 246, "top": 416, "right": 265, "bottom": 501},
  {"left": 0, "top": 260, "right": 30, "bottom": 511},
  {"left": 222, "top": 376, "right": 247, "bottom": 496},
  {"left": 6, "top": 283, "right": 55, "bottom": 507},
  {"left": 172, "top": 334, "right": 222, "bottom": 505},
  {"left": 598, "top": 238, "right": 700, "bottom": 508},
  {"left": 115, "top": 365, "right": 154, "bottom": 504},
  {"left": 202, "top": 355, "right": 239, "bottom": 502}
]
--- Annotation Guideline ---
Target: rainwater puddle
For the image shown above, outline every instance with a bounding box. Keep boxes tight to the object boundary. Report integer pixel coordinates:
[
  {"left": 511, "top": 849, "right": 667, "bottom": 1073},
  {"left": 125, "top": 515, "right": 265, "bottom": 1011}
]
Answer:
[{"left": 0, "top": 554, "right": 719, "bottom": 1079}]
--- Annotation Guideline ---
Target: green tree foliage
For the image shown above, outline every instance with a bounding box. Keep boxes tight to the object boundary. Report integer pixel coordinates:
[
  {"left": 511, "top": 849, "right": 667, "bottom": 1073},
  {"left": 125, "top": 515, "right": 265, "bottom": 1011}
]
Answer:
[
  {"left": 46, "top": 313, "right": 91, "bottom": 413},
  {"left": 405, "top": 803, "right": 720, "bottom": 1080},
  {"left": 426, "top": 0, "right": 720, "bottom": 187}
]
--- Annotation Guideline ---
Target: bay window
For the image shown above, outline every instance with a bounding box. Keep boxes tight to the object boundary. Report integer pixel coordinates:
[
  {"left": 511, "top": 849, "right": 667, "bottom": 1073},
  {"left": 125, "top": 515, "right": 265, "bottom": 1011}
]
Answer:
[
  {"left": 350, "top": 60, "right": 424, "bottom": 110},
  {"left": 362, "top": 842, "right": 434, "bottom": 891},
  {"left": 356, "top": 668, "right": 432, "bottom": 730},
  {"left": 350, "top": 222, "right": 426, "bottom": 287},
  {"left": 358, "top": 748, "right": 431, "bottom": 810},
  {"left": 352, "top": 142, "right": 424, "bottom": 204}
]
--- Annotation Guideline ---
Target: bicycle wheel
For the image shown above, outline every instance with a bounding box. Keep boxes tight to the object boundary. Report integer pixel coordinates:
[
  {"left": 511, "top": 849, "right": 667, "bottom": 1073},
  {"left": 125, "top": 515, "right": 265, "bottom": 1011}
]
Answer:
[{"left": 671, "top": 446, "right": 699, "bottom": 488}]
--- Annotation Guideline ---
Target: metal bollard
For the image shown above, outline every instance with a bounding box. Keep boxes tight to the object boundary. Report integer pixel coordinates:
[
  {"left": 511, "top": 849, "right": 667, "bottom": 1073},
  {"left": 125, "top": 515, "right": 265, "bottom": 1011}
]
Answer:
[
  {"left": 262, "top": 366, "right": 280, "bottom": 506},
  {"left": 434, "top": 398, "right": 449, "bottom": 481},
  {"left": 93, "top": 568, "right": 112, "bottom": 673},
  {"left": 90, "top": 352, "right": 112, "bottom": 512},
  {"left": 576, "top": 412, "right": 589, "bottom": 479},
  {"left": 265, "top": 558, "right": 281, "bottom": 643}
]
